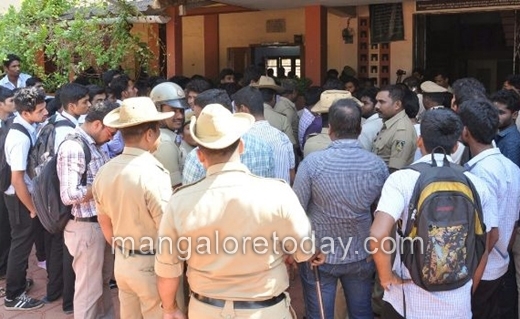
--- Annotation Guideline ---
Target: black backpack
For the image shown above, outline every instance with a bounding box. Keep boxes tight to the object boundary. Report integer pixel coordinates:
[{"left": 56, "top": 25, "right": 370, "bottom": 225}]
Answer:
[
  {"left": 398, "top": 150, "right": 486, "bottom": 292},
  {"left": 0, "top": 117, "right": 31, "bottom": 192},
  {"left": 32, "top": 134, "right": 91, "bottom": 234},
  {"left": 27, "top": 113, "right": 75, "bottom": 179}
]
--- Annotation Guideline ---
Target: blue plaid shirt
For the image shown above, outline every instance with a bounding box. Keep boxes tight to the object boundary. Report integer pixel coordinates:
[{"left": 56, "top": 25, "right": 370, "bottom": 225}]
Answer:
[
  {"left": 182, "top": 132, "right": 275, "bottom": 184},
  {"left": 496, "top": 125, "right": 520, "bottom": 168},
  {"left": 293, "top": 139, "right": 389, "bottom": 264}
]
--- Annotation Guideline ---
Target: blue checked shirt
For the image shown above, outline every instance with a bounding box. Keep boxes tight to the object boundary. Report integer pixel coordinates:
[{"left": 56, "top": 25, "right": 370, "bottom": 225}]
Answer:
[
  {"left": 293, "top": 139, "right": 389, "bottom": 264},
  {"left": 495, "top": 125, "right": 520, "bottom": 168},
  {"left": 182, "top": 132, "right": 275, "bottom": 184}
]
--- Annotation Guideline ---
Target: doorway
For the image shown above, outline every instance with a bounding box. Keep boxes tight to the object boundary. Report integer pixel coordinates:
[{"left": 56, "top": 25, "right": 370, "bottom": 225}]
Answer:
[{"left": 414, "top": 11, "right": 516, "bottom": 92}]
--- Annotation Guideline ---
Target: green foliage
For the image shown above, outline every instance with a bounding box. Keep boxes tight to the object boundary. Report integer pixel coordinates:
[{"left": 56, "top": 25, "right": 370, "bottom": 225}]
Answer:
[{"left": 0, "top": 0, "right": 154, "bottom": 91}]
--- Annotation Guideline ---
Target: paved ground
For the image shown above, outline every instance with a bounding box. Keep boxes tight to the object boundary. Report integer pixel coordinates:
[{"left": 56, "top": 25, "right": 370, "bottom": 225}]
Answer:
[{"left": 0, "top": 250, "right": 307, "bottom": 318}]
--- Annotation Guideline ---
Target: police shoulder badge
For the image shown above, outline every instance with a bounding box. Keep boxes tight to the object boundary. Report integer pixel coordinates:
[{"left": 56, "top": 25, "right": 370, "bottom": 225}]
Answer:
[{"left": 395, "top": 140, "right": 405, "bottom": 153}]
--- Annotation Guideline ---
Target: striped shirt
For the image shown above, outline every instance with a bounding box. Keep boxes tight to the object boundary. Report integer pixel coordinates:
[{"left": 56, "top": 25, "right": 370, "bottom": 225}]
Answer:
[
  {"left": 298, "top": 108, "right": 315, "bottom": 147},
  {"left": 294, "top": 139, "right": 388, "bottom": 264},
  {"left": 465, "top": 148, "right": 520, "bottom": 280},
  {"left": 57, "top": 127, "right": 109, "bottom": 218},
  {"left": 376, "top": 154, "right": 498, "bottom": 318},
  {"left": 182, "top": 132, "right": 274, "bottom": 185},
  {"left": 248, "top": 121, "right": 295, "bottom": 183}
]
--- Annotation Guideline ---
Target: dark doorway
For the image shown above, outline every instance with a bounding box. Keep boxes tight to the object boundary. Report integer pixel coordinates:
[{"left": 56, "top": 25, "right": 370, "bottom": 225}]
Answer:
[{"left": 414, "top": 11, "right": 516, "bottom": 92}]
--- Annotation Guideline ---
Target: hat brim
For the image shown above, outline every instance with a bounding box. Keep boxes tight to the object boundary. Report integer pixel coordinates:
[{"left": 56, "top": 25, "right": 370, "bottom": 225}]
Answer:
[
  {"left": 311, "top": 97, "right": 363, "bottom": 113},
  {"left": 161, "top": 98, "right": 189, "bottom": 109},
  {"left": 190, "top": 113, "right": 254, "bottom": 149},
  {"left": 103, "top": 108, "right": 176, "bottom": 129},
  {"left": 252, "top": 84, "right": 284, "bottom": 94}
]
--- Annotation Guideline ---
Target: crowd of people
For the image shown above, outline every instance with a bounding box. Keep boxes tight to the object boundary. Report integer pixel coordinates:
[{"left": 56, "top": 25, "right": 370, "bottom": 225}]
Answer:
[{"left": 1, "top": 51, "right": 520, "bottom": 319}]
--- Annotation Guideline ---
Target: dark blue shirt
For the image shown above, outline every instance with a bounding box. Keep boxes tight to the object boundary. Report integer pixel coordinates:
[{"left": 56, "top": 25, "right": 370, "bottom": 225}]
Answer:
[{"left": 496, "top": 125, "right": 520, "bottom": 168}]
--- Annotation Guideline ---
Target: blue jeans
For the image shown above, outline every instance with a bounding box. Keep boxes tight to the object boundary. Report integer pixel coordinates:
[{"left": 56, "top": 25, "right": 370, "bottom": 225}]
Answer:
[{"left": 300, "top": 259, "right": 375, "bottom": 319}]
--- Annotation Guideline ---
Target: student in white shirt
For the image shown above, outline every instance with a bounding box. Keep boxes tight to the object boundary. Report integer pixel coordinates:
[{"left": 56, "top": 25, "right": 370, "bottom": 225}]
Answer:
[
  {"left": 0, "top": 54, "right": 31, "bottom": 90},
  {"left": 3, "top": 87, "right": 48, "bottom": 310},
  {"left": 459, "top": 99, "right": 520, "bottom": 319},
  {"left": 370, "top": 108, "right": 498, "bottom": 319}
]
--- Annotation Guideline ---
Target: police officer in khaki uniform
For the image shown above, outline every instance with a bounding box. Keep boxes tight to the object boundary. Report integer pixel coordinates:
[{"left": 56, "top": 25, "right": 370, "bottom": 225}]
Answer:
[
  {"left": 150, "top": 82, "right": 188, "bottom": 189},
  {"left": 93, "top": 97, "right": 185, "bottom": 319},
  {"left": 252, "top": 76, "right": 297, "bottom": 146},
  {"left": 155, "top": 104, "right": 325, "bottom": 319},
  {"left": 304, "top": 90, "right": 362, "bottom": 158},
  {"left": 372, "top": 84, "right": 417, "bottom": 172}
]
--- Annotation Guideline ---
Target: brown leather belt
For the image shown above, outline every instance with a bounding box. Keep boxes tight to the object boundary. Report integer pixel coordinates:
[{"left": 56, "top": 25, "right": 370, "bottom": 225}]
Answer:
[{"left": 192, "top": 292, "right": 285, "bottom": 309}]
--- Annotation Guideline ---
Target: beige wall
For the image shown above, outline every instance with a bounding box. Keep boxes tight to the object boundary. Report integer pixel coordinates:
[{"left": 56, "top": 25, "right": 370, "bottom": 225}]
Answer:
[
  {"left": 327, "top": 13, "right": 358, "bottom": 77},
  {"left": 182, "top": 16, "right": 204, "bottom": 77},
  {"left": 390, "top": 0, "right": 415, "bottom": 84},
  {"left": 0, "top": 0, "right": 21, "bottom": 13},
  {"left": 180, "top": 2, "right": 416, "bottom": 82},
  {"left": 218, "top": 8, "right": 305, "bottom": 72}
]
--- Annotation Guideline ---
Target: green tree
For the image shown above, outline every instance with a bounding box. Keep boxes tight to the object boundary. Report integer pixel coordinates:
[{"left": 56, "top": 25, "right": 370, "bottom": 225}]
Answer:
[{"left": 0, "top": 0, "right": 154, "bottom": 91}]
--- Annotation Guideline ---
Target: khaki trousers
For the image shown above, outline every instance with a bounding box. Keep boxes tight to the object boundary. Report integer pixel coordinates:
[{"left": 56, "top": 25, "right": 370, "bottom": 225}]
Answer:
[
  {"left": 64, "top": 220, "right": 114, "bottom": 319},
  {"left": 189, "top": 292, "right": 296, "bottom": 319},
  {"left": 334, "top": 281, "right": 349, "bottom": 319},
  {"left": 114, "top": 249, "right": 162, "bottom": 319}
]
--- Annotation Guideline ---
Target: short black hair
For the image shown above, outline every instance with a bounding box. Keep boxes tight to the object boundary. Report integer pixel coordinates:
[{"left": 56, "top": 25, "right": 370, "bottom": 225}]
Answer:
[
  {"left": 259, "top": 88, "right": 276, "bottom": 104},
  {"left": 381, "top": 84, "right": 406, "bottom": 104},
  {"left": 194, "top": 89, "right": 232, "bottom": 111},
  {"left": 120, "top": 121, "right": 159, "bottom": 142},
  {"left": 490, "top": 89, "right": 520, "bottom": 113},
  {"left": 0, "top": 87, "right": 14, "bottom": 103},
  {"left": 420, "top": 108, "right": 463, "bottom": 154},
  {"left": 102, "top": 69, "right": 122, "bottom": 88},
  {"left": 359, "top": 87, "right": 379, "bottom": 106},
  {"left": 403, "top": 89, "right": 419, "bottom": 119},
  {"left": 84, "top": 100, "right": 119, "bottom": 123},
  {"left": 14, "top": 87, "right": 46, "bottom": 113},
  {"left": 25, "top": 77, "right": 43, "bottom": 87},
  {"left": 232, "top": 86, "right": 263, "bottom": 116},
  {"left": 326, "top": 69, "right": 339, "bottom": 79},
  {"left": 459, "top": 99, "right": 499, "bottom": 145},
  {"left": 281, "top": 79, "right": 297, "bottom": 95},
  {"left": 342, "top": 76, "right": 359, "bottom": 88},
  {"left": 304, "top": 86, "right": 323, "bottom": 107},
  {"left": 60, "top": 83, "right": 89, "bottom": 110},
  {"left": 506, "top": 74, "right": 520, "bottom": 90},
  {"left": 243, "top": 65, "right": 262, "bottom": 86},
  {"left": 329, "top": 99, "right": 362, "bottom": 139},
  {"left": 219, "top": 68, "right": 234, "bottom": 81},
  {"left": 109, "top": 75, "right": 131, "bottom": 100},
  {"left": 86, "top": 84, "right": 106, "bottom": 102},
  {"left": 2, "top": 54, "right": 21, "bottom": 68},
  {"left": 402, "top": 76, "right": 420, "bottom": 90},
  {"left": 452, "top": 78, "right": 487, "bottom": 107},
  {"left": 322, "top": 78, "right": 344, "bottom": 90},
  {"left": 199, "top": 139, "right": 240, "bottom": 156},
  {"left": 185, "top": 78, "right": 212, "bottom": 94}
]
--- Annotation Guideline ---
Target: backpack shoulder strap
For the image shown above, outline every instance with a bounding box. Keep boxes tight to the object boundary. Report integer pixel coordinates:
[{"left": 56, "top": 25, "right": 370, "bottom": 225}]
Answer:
[
  {"left": 10, "top": 123, "right": 32, "bottom": 143},
  {"left": 61, "top": 134, "right": 92, "bottom": 185}
]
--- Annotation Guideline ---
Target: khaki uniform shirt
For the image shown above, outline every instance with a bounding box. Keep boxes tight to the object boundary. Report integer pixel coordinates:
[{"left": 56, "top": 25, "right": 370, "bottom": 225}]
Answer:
[
  {"left": 303, "top": 128, "right": 331, "bottom": 158},
  {"left": 274, "top": 96, "right": 299, "bottom": 147},
  {"left": 264, "top": 103, "right": 297, "bottom": 146},
  {"left": 372, "top": 110, "right": 417, "bottom": 170},
  {"left": 153, "top": 128, "right": 182, "bottom": 187},
  {"left": 93, "top": 147, "right": 172, "bottom": 251},
  {"left": 155, "top": 161, "right": 313, "bottom": 300}
]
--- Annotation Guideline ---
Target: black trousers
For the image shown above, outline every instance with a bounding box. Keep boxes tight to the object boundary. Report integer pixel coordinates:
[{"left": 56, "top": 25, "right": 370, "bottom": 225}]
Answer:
[
  {"left": 43, "top": 226, "right": 75, "bottom": 311},
  {"left": 472, "top": 276, "right": 504, "bottom": 319},
  {"left": 62, "top": 244, "right": 75, "bottom": 311},
  {"left": 44, "top": 230, "right": 64, "bottom": 300},
  {"left": 4, "top": 194, "right": 34, "bottom": 300},
  {"left": 498, "top": 253, "right": 518, "bottom": 319},
  {"left": 0, "top": 193, "right": 11, "bottom": 276},
  {"left": 33, "top": 217, "right": 46, "bottom": 262},
  {"left": 382, "top": 301, "right": 405, "bottom": 319}
]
